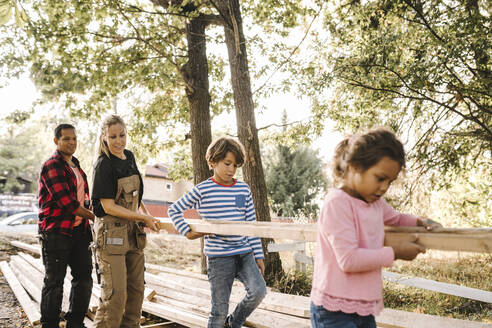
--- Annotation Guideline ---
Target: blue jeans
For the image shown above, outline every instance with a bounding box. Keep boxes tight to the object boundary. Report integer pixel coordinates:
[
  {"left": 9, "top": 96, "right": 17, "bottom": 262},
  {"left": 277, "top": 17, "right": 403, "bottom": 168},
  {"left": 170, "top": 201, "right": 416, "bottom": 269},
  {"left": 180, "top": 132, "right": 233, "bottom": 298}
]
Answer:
[
  {"left": 207, "top": 252, "right": 267, "bottom": 328},
  {"left": 310, "top": 302, "right": 377, "bottom": 328}
]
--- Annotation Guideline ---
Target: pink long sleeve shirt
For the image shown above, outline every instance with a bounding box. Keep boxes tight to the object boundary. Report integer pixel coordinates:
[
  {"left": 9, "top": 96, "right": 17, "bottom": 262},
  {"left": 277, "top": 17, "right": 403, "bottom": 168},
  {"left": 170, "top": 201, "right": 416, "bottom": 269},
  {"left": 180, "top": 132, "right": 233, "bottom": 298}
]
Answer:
[{"left": 310, "top": 189, "right": 418, "bottom": 315}]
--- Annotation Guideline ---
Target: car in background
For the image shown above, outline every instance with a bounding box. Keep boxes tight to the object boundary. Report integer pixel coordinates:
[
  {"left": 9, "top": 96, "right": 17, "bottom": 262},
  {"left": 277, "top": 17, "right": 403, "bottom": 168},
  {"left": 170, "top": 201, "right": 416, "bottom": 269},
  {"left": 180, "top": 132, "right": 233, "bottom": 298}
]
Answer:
[{"left": 0, "top": 211, "right": 38, "bottom": 233}]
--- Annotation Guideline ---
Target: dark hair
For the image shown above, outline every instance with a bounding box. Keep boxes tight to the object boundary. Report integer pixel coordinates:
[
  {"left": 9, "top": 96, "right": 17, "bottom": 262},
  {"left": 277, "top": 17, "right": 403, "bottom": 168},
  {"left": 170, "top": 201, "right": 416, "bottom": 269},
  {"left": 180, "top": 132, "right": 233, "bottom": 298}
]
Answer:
[
  {"left": 333, "top": 127, "right": 405, "bottom": 179},
  {"left": 54, "top": 124, "right": 76, "bottom": 139},
  {"left": 206, "top": 137, "right": 246, "bottom": 168}
]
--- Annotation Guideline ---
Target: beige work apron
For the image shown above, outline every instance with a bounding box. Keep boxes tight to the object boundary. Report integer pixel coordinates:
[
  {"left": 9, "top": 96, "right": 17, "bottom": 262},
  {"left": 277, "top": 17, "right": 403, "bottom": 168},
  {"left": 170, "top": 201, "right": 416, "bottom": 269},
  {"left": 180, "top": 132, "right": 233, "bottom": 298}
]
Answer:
[{"left": 93, "top": 174, "right": 146, "bottom": 328}]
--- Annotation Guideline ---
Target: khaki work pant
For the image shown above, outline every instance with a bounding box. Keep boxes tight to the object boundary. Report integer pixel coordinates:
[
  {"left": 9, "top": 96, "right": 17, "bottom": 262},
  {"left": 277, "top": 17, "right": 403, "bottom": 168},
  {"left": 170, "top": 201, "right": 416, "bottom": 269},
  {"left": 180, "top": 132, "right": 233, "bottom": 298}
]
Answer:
[{"left": 94, "top": 216, "right": 146, "bottom": 328}]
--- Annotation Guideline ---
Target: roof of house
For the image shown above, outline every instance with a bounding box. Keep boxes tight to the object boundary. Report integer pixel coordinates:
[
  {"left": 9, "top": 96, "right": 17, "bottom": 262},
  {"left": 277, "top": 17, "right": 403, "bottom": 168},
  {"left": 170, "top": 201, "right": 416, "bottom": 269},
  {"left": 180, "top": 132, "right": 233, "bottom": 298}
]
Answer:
[
  {"left": 143, "top": 200, "right": 199, "bottom": 219},
  {"left": 145, "top": 163, "right": 169, "bottom": 179}
]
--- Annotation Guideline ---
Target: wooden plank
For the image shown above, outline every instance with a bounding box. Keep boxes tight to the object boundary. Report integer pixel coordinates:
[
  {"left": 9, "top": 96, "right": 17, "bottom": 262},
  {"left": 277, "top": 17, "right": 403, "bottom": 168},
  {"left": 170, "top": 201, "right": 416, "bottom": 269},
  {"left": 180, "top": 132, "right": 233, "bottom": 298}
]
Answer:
[
  {"left": 150, "top": 285, "right": 311, "bottom": 328},
  {"left": 13, "top": 253, "right": 100, "bottom": 320},
  {"left": 9, "top": 256, "right": 43, "bottom": 301},
  {"left": 377, "top": 308, "right": 492, "bottom": 328},
  {"left": 267, "top": 242, "right": 306, "bottom": 252},
  {"left": 17, "top": 251, "right": 101, "bottom": 312},
  {"left": 142, "top": 300, "right": 206, "bottom": 328},
  {"left": 384, "top": 227, "right": 492, "bottom": 234},
  {"left": 146, "top": 263, "right": 209, "bottom": 282},
  {"left": 10, "top": 240, "right": 41, "bottom": 255},
  {"left": 145, "top": 272, "right": 310, "bottom": 317},
  {"left": 384, "top": 232, "right": 492, "bottom": 253},
  {"left": 17, "top": 252, "right": 43, "bottom": 272},
  {"left": 8, "top": 260, "right": 42, "bottom": 303},
  {"left": 156, "top": 219, "right": 318, "bottom": 243},
  {"left": 147, "top": 263, "right": 247, "bottom": 289},
  {"left": 383, "top": 271, "right": 492, "bottom": 303},
  {"left": 156, "top": 219, "right": 492, "bottom": 253},
  {"left": 0, "top": 261, "right": 41, "bottom": 325}
]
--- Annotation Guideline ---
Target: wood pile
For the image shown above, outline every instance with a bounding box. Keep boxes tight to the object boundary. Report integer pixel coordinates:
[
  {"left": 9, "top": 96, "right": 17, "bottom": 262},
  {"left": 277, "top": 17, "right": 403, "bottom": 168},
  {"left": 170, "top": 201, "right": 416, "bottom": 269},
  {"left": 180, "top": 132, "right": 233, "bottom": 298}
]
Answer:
[{"left": 3, "top": 240, "right": 490, "bottom": 328}]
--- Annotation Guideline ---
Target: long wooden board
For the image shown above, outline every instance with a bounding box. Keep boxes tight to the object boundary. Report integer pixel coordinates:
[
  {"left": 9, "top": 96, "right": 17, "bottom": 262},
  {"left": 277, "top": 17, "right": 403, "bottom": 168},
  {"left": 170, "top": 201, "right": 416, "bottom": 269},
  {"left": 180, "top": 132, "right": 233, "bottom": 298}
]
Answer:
[
  {"left": 0, "top": 261, "right": 41, "bottom": 325},
  {"left": 383, "top": 271, "right": 492, "bottom": 303},
  {"left": 156, "top": 219, "right": 492, "bottom": 253}
]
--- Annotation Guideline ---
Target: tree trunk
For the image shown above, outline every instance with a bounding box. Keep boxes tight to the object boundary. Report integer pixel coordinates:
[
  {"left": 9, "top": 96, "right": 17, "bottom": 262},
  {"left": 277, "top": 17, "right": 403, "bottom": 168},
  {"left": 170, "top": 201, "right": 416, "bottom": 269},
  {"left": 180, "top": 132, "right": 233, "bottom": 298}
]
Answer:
[
  {"left": 216, "top": 0, "right": 283, "bottom": 283},
  {"left": 184, "top": 17, "right": 213, "bottom": 273}
]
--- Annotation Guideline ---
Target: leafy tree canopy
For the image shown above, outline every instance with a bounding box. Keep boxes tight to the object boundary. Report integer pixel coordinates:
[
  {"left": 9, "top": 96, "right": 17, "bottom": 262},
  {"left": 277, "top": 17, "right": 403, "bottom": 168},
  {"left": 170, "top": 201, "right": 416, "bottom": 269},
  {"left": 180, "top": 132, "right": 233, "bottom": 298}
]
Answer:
[
  {"left": 0, "top": 0, "right": 321, "bottom": 163},
  {"left": 295, "top": 0, "right": 491, "bottom": 183}
]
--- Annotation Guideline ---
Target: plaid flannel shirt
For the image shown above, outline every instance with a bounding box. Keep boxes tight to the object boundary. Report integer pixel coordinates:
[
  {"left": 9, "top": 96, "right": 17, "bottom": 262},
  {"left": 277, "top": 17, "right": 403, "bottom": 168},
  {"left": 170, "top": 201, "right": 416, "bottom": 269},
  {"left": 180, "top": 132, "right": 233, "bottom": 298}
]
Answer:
[{"left": 38, "top": 150, "right": 90, "bottom": 235}]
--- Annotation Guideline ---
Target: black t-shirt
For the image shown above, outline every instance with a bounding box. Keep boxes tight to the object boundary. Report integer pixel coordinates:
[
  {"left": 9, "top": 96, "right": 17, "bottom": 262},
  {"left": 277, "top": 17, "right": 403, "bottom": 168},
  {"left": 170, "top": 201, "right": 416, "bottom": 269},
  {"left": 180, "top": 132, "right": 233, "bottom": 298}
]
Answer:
[{"left": 91, "top": 149, "right": 144, "bottom": 217}]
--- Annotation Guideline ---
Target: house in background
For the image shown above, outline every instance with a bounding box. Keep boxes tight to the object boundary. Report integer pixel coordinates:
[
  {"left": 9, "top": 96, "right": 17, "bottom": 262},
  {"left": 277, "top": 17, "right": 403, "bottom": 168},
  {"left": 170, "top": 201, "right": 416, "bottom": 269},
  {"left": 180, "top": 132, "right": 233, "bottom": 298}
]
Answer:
[{"left": 142, "top": 163, "right": 199, "bottom": 220}]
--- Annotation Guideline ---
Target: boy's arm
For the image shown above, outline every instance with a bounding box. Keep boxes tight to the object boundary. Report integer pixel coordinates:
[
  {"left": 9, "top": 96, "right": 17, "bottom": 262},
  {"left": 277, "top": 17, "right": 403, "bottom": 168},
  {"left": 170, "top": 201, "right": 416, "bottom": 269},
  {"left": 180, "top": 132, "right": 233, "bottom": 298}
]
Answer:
[
  {"left": 245, "top": 192, "right": 265, "bottom": 260},
  {"left": 169, "top": 187, "right": 202, "bottom": 238}
]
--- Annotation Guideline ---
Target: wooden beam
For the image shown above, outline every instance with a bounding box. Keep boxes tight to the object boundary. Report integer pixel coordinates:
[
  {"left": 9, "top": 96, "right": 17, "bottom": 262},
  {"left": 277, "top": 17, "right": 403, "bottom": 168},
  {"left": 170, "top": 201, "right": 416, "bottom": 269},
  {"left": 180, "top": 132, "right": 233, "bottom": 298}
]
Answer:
[
  {"left": 148, "top": 281, "right": 311, "bottom": 328},
  {"left": 267, "top": 242, "right": 306, "bottom": 252},
  {"left": 142, "top": 300, "right": 206, "bottom": 328},
  {"left": 0, "top": 261, "right": 41, "bottom": 325},
  {"left": 383, "top": 271, "right": 492, "bottom": 303},
  {"left": 156, "top": 219, "right": 317, "bottom": 243},
  {"left": 8, "top": 256, "right": 42, "bottom": 302},
  {"left": 156, "top": 219, "right": 492, "bottom": 253},
  {"left": 10, "top": 240, "right": 41, "bottom": 255},
  {"left": 383, "top": 232, "right": 491, "bottom": 253},
  {"left": 145, "top": 272, "right": 310, "bottom": 317}
]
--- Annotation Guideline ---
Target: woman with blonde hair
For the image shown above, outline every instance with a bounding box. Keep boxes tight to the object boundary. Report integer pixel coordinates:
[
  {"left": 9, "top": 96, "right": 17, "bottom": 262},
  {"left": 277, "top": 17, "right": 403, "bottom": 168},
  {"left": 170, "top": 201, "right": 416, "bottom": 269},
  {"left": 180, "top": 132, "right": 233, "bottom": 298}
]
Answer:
[{"left": 91, "top": 114, "right": 159, "bottom": 327}]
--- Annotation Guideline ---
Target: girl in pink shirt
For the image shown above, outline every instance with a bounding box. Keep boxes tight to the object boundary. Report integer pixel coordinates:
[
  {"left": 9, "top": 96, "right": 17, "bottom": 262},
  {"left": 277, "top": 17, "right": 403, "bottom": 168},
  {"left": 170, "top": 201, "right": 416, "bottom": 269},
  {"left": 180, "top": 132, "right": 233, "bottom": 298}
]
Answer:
[{"left": 310, "top": 128, "right": 441, "bottom": 328}]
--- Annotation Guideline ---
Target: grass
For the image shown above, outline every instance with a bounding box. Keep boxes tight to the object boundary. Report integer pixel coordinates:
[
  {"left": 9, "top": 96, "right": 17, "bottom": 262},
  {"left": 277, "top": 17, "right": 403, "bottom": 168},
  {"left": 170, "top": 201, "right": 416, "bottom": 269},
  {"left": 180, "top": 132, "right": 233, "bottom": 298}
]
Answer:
[
  {"left": 383, "top": 252, "right": 492, "bottom": 322},
  {"left": 272, "top": 250, "right": 492, "bottom": 323}
]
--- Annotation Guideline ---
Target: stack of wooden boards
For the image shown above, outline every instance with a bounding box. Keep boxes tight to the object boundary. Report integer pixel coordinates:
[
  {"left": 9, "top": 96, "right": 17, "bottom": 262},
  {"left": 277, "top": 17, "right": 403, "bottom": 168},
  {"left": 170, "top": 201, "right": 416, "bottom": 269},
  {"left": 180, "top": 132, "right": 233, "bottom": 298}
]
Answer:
[{"left": 2, "top": 240, "right": 490, "bottom": 328}]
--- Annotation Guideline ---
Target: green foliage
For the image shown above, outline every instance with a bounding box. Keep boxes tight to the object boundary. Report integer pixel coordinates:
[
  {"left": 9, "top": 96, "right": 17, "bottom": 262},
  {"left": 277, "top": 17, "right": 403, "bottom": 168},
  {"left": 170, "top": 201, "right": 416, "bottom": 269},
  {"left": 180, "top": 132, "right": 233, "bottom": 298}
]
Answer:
[
  {"left": 311, "top": 0, "right": 491, "bottom": 171},
  {"left": 0, "top": 0, "right": 320, "bottom": 165},
  {"left": 0, "top": 120, "right": 52, "bottom": 193},
  {"left": 0, "top": 0, "right": 27, "bottom": 27},
  {"left": 265, "top": 144, "right": 326, "bottom": 219},
  {"left": 290, "top": 0, "right": 492, "bottom": 225}
]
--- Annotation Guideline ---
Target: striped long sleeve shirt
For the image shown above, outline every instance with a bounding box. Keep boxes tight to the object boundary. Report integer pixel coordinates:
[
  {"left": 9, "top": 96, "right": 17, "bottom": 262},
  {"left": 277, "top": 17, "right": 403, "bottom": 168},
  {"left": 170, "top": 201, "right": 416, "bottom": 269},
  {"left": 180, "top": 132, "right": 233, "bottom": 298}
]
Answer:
[{"left": 168, "top": 178, "right": 264, "bottom": 260}]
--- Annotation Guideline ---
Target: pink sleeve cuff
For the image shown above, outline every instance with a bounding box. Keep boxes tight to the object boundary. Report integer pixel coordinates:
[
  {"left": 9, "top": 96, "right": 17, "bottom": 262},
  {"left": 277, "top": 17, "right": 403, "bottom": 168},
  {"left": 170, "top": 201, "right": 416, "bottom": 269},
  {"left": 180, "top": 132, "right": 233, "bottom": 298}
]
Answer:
[{"left": 381, "top": 247, "right": 395, "bottom": 267}]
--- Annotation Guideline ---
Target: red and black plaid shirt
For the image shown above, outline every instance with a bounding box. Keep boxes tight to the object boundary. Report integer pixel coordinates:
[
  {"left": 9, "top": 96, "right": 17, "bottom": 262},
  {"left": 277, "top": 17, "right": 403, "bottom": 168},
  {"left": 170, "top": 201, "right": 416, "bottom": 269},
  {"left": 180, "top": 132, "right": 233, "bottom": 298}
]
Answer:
[{"left": 38, "top": 150, "right": 90, "bottom": 235}]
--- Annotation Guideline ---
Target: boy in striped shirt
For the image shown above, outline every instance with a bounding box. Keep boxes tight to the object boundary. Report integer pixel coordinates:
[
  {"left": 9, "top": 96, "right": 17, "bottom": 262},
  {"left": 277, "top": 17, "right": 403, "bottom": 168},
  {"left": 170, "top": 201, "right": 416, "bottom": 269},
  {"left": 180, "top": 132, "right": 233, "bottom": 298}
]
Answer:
[{"left": 169, "top": 137, "right": 266, "bottom": 328}]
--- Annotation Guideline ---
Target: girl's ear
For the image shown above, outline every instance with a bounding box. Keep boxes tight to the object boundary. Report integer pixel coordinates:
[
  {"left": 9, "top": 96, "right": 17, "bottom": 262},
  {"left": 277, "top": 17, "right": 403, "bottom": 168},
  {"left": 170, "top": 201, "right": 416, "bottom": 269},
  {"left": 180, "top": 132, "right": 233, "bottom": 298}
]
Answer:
[{"left": 208, "top": 161, "right": 215, "bottom": 170}]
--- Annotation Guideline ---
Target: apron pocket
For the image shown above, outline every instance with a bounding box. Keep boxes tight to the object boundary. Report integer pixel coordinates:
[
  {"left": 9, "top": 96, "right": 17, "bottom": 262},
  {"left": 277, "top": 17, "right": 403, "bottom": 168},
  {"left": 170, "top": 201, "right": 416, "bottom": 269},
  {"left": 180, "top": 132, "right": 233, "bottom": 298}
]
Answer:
[
  {"left": 98, "top": 257, "right": 113, "bottom": 301},
  {"left": 135, "top": 223, "right": 147, "bottom": 250},
  {"left": 104, "top": 223, "right": 129, "bottom": 255}
]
